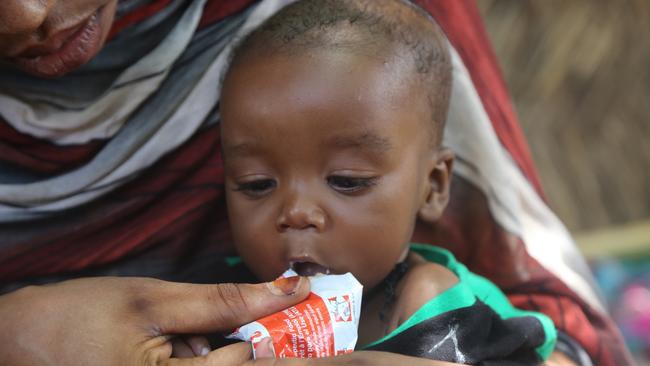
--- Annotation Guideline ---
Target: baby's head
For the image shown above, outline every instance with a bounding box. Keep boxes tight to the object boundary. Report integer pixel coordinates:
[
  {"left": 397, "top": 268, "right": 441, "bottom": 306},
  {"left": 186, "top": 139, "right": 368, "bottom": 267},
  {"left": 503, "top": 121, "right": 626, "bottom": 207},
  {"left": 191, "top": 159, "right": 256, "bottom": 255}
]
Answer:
[{"left": 220, "top": 0, "right": 453, "bottom": 290}]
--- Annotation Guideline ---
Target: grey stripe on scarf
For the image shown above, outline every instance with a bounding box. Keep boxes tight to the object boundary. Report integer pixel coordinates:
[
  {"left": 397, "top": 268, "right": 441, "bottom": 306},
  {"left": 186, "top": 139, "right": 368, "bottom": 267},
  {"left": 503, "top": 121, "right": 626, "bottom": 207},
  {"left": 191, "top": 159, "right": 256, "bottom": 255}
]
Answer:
[
  {"left": 115, "top": 0, "right": 158, "bottom": 19},
  {"left": 0, "top": 0, "right": 297, "bottom": 222},
  {"left": 0, "top": 0, "right": 188, "bottom": 110}
]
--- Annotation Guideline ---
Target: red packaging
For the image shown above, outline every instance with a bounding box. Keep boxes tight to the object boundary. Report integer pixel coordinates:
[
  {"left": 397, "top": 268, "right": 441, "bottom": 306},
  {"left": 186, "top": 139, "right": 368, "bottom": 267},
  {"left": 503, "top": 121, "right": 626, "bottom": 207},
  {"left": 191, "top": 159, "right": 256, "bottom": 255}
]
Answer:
[{"left": 229, "top": 270, "right": 363, "bottom": 358}]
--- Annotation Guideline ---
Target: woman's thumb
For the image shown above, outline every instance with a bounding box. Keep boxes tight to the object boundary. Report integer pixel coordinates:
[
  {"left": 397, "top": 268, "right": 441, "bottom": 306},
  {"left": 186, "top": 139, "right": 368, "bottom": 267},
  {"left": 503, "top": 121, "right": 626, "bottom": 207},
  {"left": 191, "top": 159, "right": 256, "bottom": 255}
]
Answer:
[{"left": 147, "top": 276, "right": 310, "bottom": 334}]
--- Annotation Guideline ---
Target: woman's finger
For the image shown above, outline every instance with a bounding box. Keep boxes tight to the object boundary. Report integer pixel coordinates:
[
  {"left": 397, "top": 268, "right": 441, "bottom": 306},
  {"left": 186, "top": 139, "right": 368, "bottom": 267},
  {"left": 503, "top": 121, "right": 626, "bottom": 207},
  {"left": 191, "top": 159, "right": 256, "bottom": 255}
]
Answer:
[
  {"left": 161, "top": 342, "right": 252, "bottom": 366},
  {"left": 253, "top": 338, "right": 275, "bottom": 358},
  {"left": 185, "top": 335, "right": 211, "bottom": 356},
  {"left": 147, "top": 276, "right": 310, "bottom": 334},
  {"left": 171, "top": 337, "right": 195, "bottom": 358},
  {"left": 208, "top": 342, "right": 253, "bottom": 365}
]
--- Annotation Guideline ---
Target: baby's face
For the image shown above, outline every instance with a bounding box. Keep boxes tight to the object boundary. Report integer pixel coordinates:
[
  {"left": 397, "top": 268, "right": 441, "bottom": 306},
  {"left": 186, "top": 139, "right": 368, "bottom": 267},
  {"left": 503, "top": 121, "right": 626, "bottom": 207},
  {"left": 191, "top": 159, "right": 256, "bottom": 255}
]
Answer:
[{"left": 221, "top": 50, "right": 436, "bottom": 290}]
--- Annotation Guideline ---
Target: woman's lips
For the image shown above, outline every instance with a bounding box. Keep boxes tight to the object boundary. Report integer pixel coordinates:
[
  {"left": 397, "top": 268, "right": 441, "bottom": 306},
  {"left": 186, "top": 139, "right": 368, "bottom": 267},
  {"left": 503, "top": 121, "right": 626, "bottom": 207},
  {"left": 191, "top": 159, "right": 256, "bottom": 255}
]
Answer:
[
  {"left": 16, "top": 22, "right": 86, "bottom": 58},
  {"left": 11, "top": 6, "right": 107, "bottom": 77}
]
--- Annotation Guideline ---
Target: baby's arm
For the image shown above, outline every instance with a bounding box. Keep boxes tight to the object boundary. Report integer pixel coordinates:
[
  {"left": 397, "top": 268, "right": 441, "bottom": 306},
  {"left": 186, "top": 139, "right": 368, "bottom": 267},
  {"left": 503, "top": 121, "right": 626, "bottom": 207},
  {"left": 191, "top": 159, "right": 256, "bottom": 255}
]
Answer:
[
  {"left": 386, "top": 252, "right": 459, "bottom": 332},
  {"left": 386, "top": 252, "right": 577, "bottom": 366}
]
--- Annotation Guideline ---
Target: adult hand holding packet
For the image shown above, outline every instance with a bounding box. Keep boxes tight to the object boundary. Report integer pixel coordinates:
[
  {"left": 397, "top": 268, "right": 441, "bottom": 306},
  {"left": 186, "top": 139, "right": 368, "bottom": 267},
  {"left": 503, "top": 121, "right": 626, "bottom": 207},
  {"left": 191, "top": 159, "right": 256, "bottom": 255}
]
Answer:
[{"left": 229, "top": 269, "right": 363, "bottom": 358}]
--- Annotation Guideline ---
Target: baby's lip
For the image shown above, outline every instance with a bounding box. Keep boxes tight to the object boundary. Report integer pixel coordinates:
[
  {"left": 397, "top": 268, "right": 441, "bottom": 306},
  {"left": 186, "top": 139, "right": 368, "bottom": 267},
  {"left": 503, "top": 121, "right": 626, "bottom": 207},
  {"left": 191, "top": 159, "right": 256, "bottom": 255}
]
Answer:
[
  {"left": 291, "top": 262, "right": 331, "bottom": 276},
  {"left": 288, "top": 255, "right": 331, "bottom": 276}
]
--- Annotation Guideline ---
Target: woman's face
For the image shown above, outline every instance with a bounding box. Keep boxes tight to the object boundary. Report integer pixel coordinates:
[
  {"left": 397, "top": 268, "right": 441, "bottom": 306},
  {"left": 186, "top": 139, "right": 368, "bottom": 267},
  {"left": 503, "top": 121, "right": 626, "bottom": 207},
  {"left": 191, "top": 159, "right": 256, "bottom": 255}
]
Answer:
[{"left": 0, "top": 0, "right": 118, "bottom": 77}]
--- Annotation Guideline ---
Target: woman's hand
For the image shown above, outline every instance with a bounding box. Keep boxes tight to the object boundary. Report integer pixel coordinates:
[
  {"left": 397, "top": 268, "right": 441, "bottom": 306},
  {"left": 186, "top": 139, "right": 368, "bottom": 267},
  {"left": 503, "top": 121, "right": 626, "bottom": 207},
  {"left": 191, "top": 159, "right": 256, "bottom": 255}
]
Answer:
[
  {"left": 248, "top": 338, "right": 576, "bottom": 366},
  {"left": 245, "top": 349, "right": 575, "bottom": 366},
  {"left": 0, "top": 275, "right": 577, "bottom": 366},
  {"left": 0, "top": 276, "right": 309, "bottom": 366},
  {"left": 247, "top": 347, "right": 461, "bottom": 366}
]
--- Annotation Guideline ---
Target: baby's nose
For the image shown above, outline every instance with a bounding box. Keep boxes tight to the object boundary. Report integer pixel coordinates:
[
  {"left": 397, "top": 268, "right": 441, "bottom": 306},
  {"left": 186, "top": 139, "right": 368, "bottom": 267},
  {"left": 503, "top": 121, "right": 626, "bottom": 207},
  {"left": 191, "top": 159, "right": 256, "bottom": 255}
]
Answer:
[{"left": 276, "top": 197, "right": 326, "bottom": 232}]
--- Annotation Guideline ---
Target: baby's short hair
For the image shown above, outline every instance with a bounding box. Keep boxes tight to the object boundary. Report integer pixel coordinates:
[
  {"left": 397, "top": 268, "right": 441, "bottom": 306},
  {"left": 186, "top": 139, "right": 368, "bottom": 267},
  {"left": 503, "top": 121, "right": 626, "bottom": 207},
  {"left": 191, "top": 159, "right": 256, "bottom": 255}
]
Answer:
[{"left": 228, "top": 0, "right": 452, "bottom": 144}]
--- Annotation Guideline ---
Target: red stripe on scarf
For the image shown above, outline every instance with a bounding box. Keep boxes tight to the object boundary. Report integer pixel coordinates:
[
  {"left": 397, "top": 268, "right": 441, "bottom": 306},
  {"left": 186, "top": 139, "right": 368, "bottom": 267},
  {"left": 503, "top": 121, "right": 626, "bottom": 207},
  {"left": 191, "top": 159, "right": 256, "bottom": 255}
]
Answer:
[
  {"left": 0, "top": 120, "right": 105, "bottom": 174},
  {"left": 0, "top": 124, "right": 229, "bottom": 281},
  {"left": 199, "top": 0, "right": 257, "bottom": 29},
  {"left": 107, "top": 0, "right": 256, "bottom": 40},
  {"left": 108, "top": 0, "right": 174, "bottom": 40}
]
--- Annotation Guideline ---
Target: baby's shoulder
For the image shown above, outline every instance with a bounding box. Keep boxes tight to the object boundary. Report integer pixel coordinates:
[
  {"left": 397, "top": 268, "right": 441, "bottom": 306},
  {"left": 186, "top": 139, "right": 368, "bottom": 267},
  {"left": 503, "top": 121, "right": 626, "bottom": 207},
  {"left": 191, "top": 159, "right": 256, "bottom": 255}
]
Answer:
[{"left": 390, "top": 252, "right": 459, "bottom": 326}]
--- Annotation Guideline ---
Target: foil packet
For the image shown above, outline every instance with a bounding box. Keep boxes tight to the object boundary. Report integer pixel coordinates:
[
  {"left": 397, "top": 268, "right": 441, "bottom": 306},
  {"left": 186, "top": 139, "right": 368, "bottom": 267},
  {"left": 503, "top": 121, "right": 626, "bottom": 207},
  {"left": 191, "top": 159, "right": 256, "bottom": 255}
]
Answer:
[{"left": 228, "top": 269, "right": 363, "bottom": 358}]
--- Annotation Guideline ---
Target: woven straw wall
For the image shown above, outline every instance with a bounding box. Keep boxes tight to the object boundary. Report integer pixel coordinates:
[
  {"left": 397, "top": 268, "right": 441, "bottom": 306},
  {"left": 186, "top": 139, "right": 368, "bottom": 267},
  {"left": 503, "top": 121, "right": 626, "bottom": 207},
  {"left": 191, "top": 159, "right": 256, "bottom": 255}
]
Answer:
[{"left": 477, "top": 0, "right": 650, "bottom": 231}]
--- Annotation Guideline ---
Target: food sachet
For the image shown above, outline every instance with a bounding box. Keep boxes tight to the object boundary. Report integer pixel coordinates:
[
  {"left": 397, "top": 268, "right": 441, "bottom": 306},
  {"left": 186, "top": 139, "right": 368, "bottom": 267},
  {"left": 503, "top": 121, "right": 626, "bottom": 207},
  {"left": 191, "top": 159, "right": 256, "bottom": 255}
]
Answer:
[{"left": 229, "top": 269, "right": 363, "bottom": 358}]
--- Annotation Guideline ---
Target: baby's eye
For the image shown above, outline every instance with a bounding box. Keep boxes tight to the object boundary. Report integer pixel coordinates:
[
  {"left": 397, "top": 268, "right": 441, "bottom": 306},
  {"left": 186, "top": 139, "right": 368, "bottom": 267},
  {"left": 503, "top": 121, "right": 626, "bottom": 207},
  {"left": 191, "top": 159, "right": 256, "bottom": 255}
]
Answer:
[
  {"left": 234, "top": 179, "right": 276, "bottom": 197},
  {"left": 327, "top": 175, "right": 378, "bottom": 194}
]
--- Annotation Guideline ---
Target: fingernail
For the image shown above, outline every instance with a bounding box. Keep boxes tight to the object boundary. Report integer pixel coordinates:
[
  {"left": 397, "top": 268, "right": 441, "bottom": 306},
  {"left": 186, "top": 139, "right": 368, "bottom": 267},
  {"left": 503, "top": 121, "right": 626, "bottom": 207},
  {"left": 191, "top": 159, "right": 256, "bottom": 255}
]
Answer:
[
  {"left": 254, "top": 337, "right": 275, "bottom": 359},
  {"left": 267, "top": 276, "right": 302, "bottom": 296},
  {"left": 200, "top": 347, "right": 210, "bottom": 356}
]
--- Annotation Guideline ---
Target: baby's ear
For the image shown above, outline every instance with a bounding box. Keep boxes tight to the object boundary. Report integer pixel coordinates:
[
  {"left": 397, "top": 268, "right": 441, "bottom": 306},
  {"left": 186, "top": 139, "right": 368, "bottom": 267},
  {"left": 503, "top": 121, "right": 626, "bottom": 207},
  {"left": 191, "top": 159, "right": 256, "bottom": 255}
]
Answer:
[{"left": 418, "top": 148, "right": 454, "bottom": 224}]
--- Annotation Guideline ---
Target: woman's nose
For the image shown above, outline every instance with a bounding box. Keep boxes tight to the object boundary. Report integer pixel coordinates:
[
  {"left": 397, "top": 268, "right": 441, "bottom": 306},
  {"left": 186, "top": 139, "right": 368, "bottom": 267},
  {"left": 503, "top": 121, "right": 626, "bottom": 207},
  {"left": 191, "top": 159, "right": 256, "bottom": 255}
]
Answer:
[
  {"left": 276, "top": 196, "right": 326, "bottom": 232},
  {"left": 0, "top": 0, "right": 55, "bottom": 35}
]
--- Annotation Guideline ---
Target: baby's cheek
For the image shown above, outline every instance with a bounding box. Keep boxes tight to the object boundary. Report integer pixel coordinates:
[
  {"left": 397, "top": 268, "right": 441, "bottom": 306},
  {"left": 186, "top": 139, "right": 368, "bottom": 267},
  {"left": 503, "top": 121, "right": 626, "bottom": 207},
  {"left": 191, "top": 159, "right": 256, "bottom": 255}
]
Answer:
[
  {"left": 231, "top": 227, "right": 285, "bottom": 280},
  {"left": 241, "top": 245, "right": 286, "bottom": 281}
]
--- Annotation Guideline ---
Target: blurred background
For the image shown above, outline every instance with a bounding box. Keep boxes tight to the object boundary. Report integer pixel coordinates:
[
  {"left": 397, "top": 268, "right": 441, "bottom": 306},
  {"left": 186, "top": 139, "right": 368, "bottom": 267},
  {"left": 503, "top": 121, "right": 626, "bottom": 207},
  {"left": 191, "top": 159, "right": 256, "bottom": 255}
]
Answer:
[{"left": 477, "top": 1, "right": 650, "bottom": 363}]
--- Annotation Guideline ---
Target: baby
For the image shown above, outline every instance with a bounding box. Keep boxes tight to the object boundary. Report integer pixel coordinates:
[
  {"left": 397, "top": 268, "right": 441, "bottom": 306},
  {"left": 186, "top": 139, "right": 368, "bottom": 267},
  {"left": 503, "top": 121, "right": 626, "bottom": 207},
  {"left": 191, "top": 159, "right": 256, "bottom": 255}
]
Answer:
[{"left": 220, "top": 0, "right": 556, "bottom": 363}]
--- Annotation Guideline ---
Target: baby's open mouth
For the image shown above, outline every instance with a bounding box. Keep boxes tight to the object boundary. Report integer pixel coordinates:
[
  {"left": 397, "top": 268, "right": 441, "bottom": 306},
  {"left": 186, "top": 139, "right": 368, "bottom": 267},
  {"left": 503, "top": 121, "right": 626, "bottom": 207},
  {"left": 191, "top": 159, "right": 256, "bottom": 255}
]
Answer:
[{"left": 290, "top": 261, "right": 332, "bottom": 276}]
